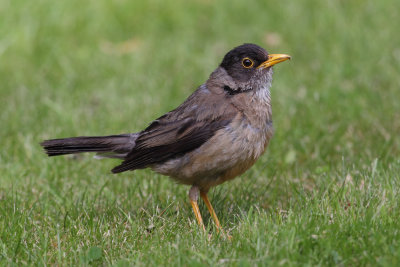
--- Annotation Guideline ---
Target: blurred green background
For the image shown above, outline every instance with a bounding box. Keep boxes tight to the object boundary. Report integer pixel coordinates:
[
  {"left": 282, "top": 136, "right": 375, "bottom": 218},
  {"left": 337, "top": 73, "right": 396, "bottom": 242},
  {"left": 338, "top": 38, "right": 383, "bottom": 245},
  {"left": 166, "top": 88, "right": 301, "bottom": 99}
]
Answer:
[{"left": 1, "top": 0, "right": 399, "bottom": 265}]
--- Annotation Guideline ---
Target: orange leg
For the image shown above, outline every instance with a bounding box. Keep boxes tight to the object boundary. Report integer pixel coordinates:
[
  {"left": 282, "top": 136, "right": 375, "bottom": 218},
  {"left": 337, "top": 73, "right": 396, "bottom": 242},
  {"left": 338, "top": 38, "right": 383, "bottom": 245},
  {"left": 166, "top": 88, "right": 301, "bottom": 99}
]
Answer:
[
  {"left": 189, "top": 186, "right": 206, "bottom": 232},
  {"left": 201, "top": 191, "right": 232, "bottom": 239},
  {"left": 200, "top": 192, "right": 222, "bottom": 232},
  {"left": 190, "top": 199, "right": 205, "bottom": 232}
]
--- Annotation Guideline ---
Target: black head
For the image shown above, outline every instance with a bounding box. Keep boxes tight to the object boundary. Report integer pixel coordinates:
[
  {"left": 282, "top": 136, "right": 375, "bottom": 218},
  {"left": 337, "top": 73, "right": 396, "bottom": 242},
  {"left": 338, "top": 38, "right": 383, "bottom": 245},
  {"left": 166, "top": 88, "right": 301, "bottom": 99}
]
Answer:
[
  {"left": 220, "top": 43, "right": 290, "bottom": 84},
  {"left": 220, "top": 44, "right": 269, "bottom": 83}
]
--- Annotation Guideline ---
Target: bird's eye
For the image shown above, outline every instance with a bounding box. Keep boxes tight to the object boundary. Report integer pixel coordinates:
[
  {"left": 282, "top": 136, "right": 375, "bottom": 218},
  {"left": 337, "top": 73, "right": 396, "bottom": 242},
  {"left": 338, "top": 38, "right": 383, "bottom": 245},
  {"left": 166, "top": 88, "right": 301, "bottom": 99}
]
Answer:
[{"left": 241, "top": 57, "right": 254, "bottom": 68}]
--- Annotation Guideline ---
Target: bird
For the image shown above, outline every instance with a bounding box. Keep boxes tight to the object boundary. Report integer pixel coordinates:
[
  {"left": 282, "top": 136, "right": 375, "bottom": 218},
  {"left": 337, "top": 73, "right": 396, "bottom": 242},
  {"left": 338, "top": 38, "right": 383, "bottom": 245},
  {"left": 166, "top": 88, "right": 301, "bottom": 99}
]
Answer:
[{"left": 40, "top": 43, "right": 290, "bottom": 235}]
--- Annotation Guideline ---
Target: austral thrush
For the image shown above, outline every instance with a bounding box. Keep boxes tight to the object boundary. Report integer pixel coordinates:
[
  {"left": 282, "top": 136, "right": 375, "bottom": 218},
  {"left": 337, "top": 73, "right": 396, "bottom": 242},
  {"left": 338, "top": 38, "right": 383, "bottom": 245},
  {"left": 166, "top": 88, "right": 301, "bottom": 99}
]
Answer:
[{"left": 41, "top": 43, "right": 291, "bottom": 235}]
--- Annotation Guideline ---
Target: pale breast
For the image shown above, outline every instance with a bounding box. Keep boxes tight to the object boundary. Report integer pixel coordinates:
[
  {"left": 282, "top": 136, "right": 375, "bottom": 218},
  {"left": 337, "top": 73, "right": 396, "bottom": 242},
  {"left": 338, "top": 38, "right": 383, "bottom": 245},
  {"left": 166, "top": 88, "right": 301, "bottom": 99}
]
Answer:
[{"left": 152, "top": 111, "right": 273, "bottom": 190}]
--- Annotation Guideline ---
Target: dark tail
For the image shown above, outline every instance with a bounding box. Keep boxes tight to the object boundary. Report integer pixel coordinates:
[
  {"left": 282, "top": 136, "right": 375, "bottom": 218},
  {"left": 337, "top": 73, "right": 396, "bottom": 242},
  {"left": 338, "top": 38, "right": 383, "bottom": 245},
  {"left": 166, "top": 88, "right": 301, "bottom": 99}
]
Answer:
[{"left": 40, "top": 133, "right": 138, "bottom": 158}]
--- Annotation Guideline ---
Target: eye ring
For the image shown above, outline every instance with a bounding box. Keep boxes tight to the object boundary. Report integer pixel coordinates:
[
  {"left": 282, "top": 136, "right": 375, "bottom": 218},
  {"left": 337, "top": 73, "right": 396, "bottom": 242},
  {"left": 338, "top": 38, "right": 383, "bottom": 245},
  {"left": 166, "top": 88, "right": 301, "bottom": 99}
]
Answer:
[{"left": 241, "top": 57, "right": 254, "bottom": 68}]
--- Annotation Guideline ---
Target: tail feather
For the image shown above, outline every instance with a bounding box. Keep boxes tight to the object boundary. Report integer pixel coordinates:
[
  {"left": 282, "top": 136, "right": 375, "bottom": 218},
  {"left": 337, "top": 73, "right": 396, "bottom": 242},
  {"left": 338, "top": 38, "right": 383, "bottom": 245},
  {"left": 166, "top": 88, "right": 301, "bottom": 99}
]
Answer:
[{"left": 40, "top": 134, "right": 138, "bottom": 158}]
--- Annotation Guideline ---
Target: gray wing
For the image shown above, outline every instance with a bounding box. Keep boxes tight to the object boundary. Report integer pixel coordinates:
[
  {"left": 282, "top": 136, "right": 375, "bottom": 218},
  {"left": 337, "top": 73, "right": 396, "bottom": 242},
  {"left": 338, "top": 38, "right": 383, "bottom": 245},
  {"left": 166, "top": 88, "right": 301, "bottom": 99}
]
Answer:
[
  {"left": 111, "top": 85, "right": 234, "bottom": 173},
  {"left": 111, "top": 116, "right": 233, "bottom": 173}
]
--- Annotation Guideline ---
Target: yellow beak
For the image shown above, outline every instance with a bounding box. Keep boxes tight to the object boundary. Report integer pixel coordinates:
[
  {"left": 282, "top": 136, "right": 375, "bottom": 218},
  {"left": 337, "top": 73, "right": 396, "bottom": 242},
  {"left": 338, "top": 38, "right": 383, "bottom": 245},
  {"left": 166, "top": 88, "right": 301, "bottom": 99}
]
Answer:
[{"left": 257, "top": 54, "right": 291, "bottom": 69}]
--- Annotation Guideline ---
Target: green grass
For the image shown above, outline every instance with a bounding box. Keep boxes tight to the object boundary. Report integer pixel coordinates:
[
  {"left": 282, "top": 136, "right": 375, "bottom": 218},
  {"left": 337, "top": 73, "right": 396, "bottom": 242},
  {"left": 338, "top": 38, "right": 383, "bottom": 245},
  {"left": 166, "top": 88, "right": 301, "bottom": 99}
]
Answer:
[{"left": 1, "top": 0, "right": 400, "bottom": 265}]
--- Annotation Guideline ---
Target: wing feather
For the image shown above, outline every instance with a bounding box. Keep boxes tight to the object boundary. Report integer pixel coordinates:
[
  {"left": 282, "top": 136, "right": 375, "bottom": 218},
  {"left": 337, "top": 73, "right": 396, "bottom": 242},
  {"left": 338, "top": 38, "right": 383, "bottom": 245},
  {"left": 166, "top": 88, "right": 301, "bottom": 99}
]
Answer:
[{"left": 111, "top": 116, "right": 232, "bottom": 173}]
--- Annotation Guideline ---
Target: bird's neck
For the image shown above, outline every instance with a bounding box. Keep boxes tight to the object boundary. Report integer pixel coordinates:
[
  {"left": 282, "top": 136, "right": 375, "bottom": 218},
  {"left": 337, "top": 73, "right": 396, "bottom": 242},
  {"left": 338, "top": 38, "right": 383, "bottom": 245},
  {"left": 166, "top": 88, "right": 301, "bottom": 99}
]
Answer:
[
  {"left": 206, "top": 67, "right": 273, "bottom": 125},
  {"left": 251, "top": 84, "right": 273, "bottom": 126}
]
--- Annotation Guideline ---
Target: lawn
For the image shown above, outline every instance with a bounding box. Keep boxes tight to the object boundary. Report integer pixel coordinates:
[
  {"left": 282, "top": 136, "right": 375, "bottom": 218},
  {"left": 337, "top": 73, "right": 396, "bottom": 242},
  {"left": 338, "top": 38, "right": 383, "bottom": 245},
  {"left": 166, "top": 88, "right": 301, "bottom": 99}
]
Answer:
[{"left": 1, "top": 0, "right": 400, "bottom": 265}]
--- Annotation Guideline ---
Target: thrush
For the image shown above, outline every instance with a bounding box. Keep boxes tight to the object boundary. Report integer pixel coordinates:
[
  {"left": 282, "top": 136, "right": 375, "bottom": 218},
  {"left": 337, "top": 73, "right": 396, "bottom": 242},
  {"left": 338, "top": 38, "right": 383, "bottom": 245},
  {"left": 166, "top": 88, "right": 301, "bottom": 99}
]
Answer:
[{"left": 41, "top": 43, "right": 290, "bottom": 235}]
